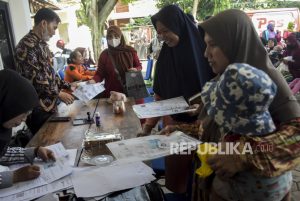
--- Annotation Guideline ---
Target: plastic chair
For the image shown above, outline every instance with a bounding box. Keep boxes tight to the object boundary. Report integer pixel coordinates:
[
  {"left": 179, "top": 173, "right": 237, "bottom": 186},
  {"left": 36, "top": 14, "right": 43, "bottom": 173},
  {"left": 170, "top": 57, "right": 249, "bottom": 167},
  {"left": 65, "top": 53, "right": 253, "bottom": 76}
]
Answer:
[
  {"left": 144, "top": 59, "right": 153, "bottom": 87},
  {"left": 144, "top": 58, "right": 153, "bottom": 80},
  {"left": 57, "top": 66, "right": 66, "bottom": 80},
  {"left": 151, "top": 157, "right": 165, "bottom": 178}
]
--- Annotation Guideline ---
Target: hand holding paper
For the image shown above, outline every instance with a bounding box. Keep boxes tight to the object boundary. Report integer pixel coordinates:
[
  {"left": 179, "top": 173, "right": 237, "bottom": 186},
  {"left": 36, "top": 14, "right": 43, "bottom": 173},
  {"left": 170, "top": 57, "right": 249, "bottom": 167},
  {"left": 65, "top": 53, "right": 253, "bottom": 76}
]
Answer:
[{"left": 72, "top": 80, "right": 105, "bottom": 102}]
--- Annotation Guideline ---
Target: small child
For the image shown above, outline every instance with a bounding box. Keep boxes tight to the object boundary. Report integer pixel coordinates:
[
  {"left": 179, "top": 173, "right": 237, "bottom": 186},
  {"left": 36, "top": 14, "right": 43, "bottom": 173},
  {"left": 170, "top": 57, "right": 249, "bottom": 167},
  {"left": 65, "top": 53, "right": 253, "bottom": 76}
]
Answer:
[
  {"left": 64, "top": 50, "right": 95, "bottom": 83},
  {"left": 200, "top": 63, "right": 292, "bottom": 201}
]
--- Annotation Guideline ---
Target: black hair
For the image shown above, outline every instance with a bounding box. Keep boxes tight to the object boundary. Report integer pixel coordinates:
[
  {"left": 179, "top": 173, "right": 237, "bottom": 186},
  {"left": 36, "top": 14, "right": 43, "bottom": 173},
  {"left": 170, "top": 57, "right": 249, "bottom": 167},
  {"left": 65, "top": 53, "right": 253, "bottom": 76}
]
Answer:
[
  {"left": 34, "top": 8, "right": 61, "bottom": 26},
  {"left": 67, "top": 50, "right": 79, "bottom": 64}
]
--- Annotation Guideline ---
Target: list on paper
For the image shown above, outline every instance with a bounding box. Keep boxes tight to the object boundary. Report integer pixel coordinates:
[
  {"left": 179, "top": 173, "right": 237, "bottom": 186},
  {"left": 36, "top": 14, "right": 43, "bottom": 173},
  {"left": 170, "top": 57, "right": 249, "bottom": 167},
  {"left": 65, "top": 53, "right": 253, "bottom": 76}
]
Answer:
[
  {"left": 132, "top": 96, "right": 196, "bottom": 119},
  {"left": 72, "top": 81, "right": 105, "bottom": 103},
  {"left": 0, "top": 176, "right": 73, "bottom": 201},
  {"left": 46, "top": 142, "right": 69, "bottom": 158},
  {"left": 0, "top": 157, "right": 72, "bottom": 197},
  {"left": 106, "top": 131, "right": 201, "bottom": 164}
]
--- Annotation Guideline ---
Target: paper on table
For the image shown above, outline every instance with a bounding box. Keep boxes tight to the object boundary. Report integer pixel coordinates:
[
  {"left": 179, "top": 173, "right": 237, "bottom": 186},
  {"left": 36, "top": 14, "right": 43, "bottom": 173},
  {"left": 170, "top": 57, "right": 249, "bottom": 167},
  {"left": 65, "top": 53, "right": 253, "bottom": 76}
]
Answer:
[
  {"left": 0, "top": 157, "right": 72, "bottom": 197},
  {"left": 0, "top": 176, "right": 73, "bottom": 201},
  {"left": 66, "top": 149, "right": 77, "bottom": 166},
  {"left": 72, "top": 81, "right": 105, "bottom": 103},
  {"left": 46, "top": 142, "right": 68, "bottom": 158},
  {"left": 39, "top": 157, "right": 72, "bottom": 184},
  {"left": 132, "top": 96, "right": 196, "bottom": 119},
  {"left": 42, "top": 143, "right": 76, "bottom": 166},
  {"left": 106, "top": 131, "right": 201, "bottom": 164},
  {"left": 0, "top": 165, "right": 9, "bottom": 172},
  {"left": 71, "top": 162, "right": 155, "bottom": 198},
  {"left": 34, "top": 193, "right": 59, "bottom": 201}
]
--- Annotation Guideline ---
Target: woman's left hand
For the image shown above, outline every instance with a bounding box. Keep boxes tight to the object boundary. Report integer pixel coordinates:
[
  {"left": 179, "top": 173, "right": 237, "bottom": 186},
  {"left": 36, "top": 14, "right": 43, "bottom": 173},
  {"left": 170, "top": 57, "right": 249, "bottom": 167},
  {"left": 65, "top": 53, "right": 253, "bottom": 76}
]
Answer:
[
  {"left": 207, "top": 143, "right": 247, "bottom": 180},
  {"left": 36, "top": 147, "right": 56, "bottom": 162}
]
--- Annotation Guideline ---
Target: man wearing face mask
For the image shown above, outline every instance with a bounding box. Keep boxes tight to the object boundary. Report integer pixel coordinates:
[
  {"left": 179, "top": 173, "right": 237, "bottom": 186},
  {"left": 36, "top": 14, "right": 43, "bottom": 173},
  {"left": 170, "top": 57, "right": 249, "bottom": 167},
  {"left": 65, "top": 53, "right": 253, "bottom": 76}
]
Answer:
[
  {"left": 89, "top": 26, "right": 143, "bottom": 100},
  {"left": 283, "top": 33, "right": 300, "bottom": 79},
  {"left": 15, "top": 8, "right": 75, "bottom": 135}
]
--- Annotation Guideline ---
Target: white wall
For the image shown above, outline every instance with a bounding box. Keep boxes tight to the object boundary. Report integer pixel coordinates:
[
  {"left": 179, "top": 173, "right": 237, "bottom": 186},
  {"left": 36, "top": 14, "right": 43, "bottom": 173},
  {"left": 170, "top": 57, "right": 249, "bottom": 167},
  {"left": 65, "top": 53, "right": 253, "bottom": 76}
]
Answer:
[
  {"left": 109, "top": 0, "right": 158, "bottom": 20},
  {"left": 6, "top": 0, "right": 31, "bottom": 44}
]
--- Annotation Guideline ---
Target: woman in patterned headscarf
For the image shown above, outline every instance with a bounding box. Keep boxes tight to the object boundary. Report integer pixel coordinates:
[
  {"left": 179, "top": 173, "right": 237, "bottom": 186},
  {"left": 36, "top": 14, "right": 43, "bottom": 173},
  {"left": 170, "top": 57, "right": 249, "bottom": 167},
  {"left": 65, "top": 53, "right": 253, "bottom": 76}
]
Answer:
[
  {"left": 199, "top": 63, "right": 292, "bottom": 201},
  {"left": 194, "top": 9, "right": 300, "bottom": 201}
]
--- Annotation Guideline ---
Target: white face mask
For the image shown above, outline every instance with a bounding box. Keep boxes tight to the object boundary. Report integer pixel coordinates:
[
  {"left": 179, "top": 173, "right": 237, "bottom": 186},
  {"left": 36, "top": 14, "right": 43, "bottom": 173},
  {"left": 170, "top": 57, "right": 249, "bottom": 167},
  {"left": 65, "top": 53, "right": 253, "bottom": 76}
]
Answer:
[
  {"left": 42, "top": 26, "right": 50, "bottom": 41},
  {"left": 108, "top": 38, "right": 121, "bottom": 47}
]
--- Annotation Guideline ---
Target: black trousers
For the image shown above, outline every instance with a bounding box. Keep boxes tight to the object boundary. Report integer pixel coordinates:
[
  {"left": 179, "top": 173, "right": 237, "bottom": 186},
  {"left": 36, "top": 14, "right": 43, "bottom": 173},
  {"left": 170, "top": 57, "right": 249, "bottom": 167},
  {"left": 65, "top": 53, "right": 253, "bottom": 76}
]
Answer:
[{"left": 26, "top": 108, "right": 52, "bottom": 135}]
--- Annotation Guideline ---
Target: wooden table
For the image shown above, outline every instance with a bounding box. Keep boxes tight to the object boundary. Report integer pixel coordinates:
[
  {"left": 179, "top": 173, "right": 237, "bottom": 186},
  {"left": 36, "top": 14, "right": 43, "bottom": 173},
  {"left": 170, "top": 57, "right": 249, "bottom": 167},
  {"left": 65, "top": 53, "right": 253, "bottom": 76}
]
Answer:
[{"left": 27, "top": 98, "right": 142, "bottom": 151}]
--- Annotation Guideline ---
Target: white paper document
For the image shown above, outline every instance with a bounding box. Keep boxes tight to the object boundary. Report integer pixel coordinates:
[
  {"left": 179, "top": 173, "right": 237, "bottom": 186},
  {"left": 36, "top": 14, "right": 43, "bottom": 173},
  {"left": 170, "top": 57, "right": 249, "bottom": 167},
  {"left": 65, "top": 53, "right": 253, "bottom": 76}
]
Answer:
[
  {"left": 132, "top": 96, "right": 195, "bottom": 118},
  {"left": 0, "top": 157, "right": 72, "bottom": 197},
  {"left": 44, "top": 143, "right": 76, "bottom": 166},
  {"left": 106, "top": 131, "right": 201, "bottom": 163},
  {"left": 71, "top": 162, "right": 155, "bottom": 198},
  {"left": 46, "top": 142, "right": 69, "bottom": 159},
  {"left": 66, "top": 149, "right": 78, "bottom": 166},
  {"left": 72, "top": 81, "right": 105, "bottom": 103},
  {"left": 0, "top": 176, "right": 73, "bottom": 201}
]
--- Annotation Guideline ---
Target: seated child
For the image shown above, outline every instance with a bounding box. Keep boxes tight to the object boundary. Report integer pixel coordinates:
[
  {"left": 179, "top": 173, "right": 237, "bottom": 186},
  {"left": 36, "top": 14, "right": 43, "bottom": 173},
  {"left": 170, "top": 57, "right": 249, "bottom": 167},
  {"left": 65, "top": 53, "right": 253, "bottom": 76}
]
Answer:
[{"left": 64, "top": 50, "right": 95, "bottom": 83}]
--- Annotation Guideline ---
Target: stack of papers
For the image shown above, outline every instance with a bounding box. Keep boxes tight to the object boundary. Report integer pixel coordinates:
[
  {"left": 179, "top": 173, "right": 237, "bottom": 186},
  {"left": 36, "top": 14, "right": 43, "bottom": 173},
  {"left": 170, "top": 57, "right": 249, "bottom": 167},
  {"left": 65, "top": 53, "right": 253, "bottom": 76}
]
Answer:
[
  {"left": 132, "top": 96, "right": 196, "bottom": 118},
  {"left": 72, "top": 81, "right": 105, "bottom": 103},
  {"left": 106, "top": 131, "right": 201, "bottom": 163},
  {"left": 0, "top": 143, "right": 74, "bottom": 201},
  {"left": 71, "top": 162, "right": 155, "bottom": 198},
  {"left": 0, "top": 176, "right": 72, "bottom": 201}
]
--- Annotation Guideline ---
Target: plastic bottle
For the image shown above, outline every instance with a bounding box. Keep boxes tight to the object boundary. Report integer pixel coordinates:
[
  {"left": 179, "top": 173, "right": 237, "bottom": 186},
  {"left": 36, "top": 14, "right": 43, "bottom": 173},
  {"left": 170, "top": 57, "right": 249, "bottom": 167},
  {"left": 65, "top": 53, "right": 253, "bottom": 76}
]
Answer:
[{"left": 95, "top": 112, "right": 101, "bottom": 127}]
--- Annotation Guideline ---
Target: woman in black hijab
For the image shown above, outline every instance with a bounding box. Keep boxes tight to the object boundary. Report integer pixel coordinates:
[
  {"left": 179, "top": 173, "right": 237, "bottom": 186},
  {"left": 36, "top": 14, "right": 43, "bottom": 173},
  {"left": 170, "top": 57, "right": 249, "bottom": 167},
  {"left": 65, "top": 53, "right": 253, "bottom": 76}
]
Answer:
[
  {"left": 0, "top": 69, "right": 55, "bottom": 189},
  {"left": 151, "top": 5, "right": 212, "bottom": 100},
  {"left": 142, "top": 5, "right": 213, "bottom": 131},
  {"left": 141, "top": 5, "right": 213, "bottom": 194}
]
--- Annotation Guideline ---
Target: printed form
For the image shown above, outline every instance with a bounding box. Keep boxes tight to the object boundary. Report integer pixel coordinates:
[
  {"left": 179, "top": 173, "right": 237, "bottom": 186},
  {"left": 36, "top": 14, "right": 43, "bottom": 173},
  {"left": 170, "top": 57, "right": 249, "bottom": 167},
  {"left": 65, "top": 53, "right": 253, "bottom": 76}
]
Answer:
[
  {"left": 72, "top": 81, "right": 105, "bottom": 103},
  {"left": 106, "top": 131, "right": 201, "bottom": 163},
  {"left": 0, "top": 157, "right": 72, "bottom": 197},
  {"left": 0, "top": 176, "right": 72, "bottom": 201},
  {"left": 132, "top": 96, "right": 196, "bottom": 118}
]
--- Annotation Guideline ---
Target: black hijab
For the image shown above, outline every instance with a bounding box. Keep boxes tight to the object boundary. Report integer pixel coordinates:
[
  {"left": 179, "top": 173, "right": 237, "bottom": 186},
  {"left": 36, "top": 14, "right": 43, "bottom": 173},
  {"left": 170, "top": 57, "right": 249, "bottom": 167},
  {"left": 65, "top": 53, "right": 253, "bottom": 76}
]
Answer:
[
  {"left": 151, "top": 5, "right": 213, "bottom": 101},
  {"left": 0, "top": 69, "right": 38, "bottom": 156}
]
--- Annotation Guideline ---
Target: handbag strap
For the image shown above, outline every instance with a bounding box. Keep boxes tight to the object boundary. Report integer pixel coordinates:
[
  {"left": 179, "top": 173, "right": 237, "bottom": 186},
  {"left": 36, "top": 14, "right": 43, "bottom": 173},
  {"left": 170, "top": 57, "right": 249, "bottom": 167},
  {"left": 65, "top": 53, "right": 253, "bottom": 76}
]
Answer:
[{"left": 107, "top": 50, "right": 126, "bottom": 88}]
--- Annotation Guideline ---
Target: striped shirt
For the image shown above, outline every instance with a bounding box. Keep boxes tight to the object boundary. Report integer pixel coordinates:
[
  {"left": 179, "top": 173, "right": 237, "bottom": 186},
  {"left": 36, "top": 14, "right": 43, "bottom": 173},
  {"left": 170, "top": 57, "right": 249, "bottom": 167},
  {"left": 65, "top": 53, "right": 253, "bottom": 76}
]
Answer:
[{"left": 0, "top": 147, "right": 35, "bottom": 189}]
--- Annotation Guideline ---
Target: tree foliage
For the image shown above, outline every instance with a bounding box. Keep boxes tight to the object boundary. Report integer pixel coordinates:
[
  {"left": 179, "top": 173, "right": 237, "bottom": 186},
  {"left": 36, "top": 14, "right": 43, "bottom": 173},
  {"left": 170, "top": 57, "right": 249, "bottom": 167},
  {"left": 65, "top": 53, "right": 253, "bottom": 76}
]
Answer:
[
  {"left": 156, "top": 0, "right": 300, "bottom": 21},
  {"left": 76, "top": 0, "right": 300, "bottom": 58},
  {"left": 76, "top": 0, "right": 137, "bottom": 59}
]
